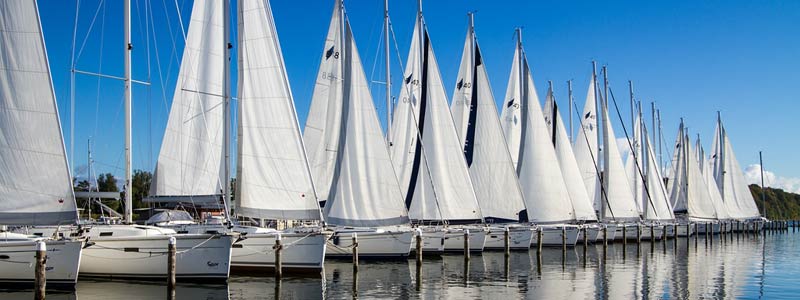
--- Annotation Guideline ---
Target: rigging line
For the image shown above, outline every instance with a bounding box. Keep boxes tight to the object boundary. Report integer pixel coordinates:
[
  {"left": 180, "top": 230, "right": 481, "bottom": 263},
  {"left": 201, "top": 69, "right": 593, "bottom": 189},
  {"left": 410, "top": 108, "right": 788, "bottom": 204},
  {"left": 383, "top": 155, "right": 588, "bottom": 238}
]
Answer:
[
  {"left": 70, "top": 0, "right": 81, "bottom": 173},
  {"left": 172, "top": 0, "right": 188, "bottom": 42},
  {"left": 592, "top": 75, "right": 617, "bottom": 221},
  {"left": 368, "top": 18, "right": 385, "bottom": 92},
  {"left": 147, "top": 0, "right": 172, "bottom": 117},
  {"left": 571, "top": 99, "right": 614, "bottom": 221},
  {"left": 145, "top": 0, "right": 153, "bottom": 169},
  {"left": 608, "top": 87, "right": 659, "bottom": 219},
  {"left": 92, "top": 1, "right": 107, "bottom": 142},
  {"left": 75, "top": 0, "right": 106, "bottom": 64}
]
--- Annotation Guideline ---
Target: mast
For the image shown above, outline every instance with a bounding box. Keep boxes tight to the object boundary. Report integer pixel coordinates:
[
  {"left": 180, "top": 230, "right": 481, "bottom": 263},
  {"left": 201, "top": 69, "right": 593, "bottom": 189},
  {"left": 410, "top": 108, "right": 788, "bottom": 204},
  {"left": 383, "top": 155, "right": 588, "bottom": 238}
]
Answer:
[
  {"left": 515, "top": 27, "right": 525, "bottom": 174},
  {"left": 717, "top": 111, "right": 725, "bottom": 200},
  {"left": 123, "top": 0, "right": 133, "bottom": 224},
  {"left": 548, "top": 80, "right": 556, "bottom": 146},
  {"left": 469, "top": 12, "right": 475, "bottom": 73},
  {"left": 657, "top": 109, "right": 663, "bottom": 172},
  {"left": 759, "top": 151, "right": 765, "bottom": 218},
  {"left": 222, "top": 0, "right": 232, "bottom": 219},
  {"left": 651, "top": 102, "right": 656, "bottom": 149},
  {"left": 384, "top": 0, "right": 392, "bottom": 143},
  {"left": 417, "top": 0, "right": 423, "bottom": 63},
  {"left": 629, "top": 80, "right": 634, "bottom": 142},
  {"left": 567, "top": 79, "right": 573, "bottom": 142}
]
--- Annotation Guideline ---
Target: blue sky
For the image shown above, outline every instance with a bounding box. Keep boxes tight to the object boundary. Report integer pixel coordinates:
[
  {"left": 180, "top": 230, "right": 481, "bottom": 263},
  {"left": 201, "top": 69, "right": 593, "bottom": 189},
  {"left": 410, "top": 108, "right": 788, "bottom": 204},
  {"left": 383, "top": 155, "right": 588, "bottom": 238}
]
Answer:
[{"left": 37, "top": 0, "right": 800, "bottom": 187}]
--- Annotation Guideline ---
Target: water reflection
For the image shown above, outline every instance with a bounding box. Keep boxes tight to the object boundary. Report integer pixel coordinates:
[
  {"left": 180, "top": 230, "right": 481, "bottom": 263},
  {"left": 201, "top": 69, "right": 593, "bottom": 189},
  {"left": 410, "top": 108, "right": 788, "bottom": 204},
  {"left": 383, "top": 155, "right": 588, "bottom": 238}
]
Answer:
[{"left": 3, "top": 231, "right": 800, "bottom": 299}]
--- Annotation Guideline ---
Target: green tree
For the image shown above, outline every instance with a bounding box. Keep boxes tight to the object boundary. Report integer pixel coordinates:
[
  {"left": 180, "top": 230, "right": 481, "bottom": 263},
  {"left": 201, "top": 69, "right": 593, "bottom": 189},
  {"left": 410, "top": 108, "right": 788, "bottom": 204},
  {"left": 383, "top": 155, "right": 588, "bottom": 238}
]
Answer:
[
  {"left": 132, "top": 169, "right": 152, "bottom": 209},
  {"left": 96, "top": 173, "right": 119, "bottom": 192},
  {"left": 96, "top": 173, "right": 120, "bottom": 212}
]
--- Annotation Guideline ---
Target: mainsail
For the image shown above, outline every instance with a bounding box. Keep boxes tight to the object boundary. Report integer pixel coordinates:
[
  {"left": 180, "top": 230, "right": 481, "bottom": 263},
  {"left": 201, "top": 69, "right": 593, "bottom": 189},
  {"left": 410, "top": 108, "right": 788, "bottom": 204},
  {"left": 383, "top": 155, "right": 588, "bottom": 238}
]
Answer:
[
  {"left": 642, "top": 125, "right": 674, "bottom": 220},
  {"left": 572, "top": 76, "right": 602, "bottom": 217},
  {"left": 599, "top": 89, "right": 640, "bottom": 222},
  {"left": 450, "top": 17, "right": 524, "bottom": 222},
  {"left": 542, "top": 89, "right": 597, "bottom": 222},
  {"left": 667, "top": 122, "right": 719, "bottom": 221},
  {"left": 389, "top": 15, "right": 482, "bottom": 223},
  {"left": 711, "top": 118, "right": 760, "bottom": 219},
  {"left": 235, "top": 0, "right": 321, "bottom": 220},
  {"left": 150, "top": 0, "right": 225, "bottom": 203},
  {"left": 303, "top": 2, "right": 409, "bottom": 226},
  {"left": 499, "top": 37, "right": 574, "bottom": 224},
  {"left": 624, "top": 114, "right": 645, "bottom": 216},
  {"left": 0, "top": 0, "right": 78, "bottom": 225}
]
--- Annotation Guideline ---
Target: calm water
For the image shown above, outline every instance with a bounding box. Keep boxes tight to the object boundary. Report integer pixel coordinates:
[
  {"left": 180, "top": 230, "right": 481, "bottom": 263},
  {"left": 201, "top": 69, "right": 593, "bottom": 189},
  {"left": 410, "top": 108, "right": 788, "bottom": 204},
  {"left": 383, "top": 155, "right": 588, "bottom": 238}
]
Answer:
[{"left": 3, "top": 230, "right": 799, "bottom": 299}]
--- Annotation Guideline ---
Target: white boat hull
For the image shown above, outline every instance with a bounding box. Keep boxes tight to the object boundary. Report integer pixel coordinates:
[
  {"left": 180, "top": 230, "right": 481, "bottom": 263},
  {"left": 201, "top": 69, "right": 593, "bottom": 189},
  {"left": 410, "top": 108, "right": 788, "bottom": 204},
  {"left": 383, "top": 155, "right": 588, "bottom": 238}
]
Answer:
[
  {"left": 231, "top": 232, "right": 326, "bottom": 273},
  {"left": 0, "top": 238, "right": 83, "bottom": 289},
  {"left": 531, "top": 226, "right": 580, "bottom": 247},
  {"left": 443, "top": 228, "right": 486, "bottom": 252},
  {"left": 484, "top": 227, "right": 533, "bottom": 250},
  {"left": 676, "top": 223, "right": 695, "bottom": 237},
  {"left": 614, "top": 224, "right": 640, "bottom": 240},
  {"left": 415, "top": 230, "right": 445, "bottom": 254},
  {"left": 598, "top": 224, "right": 618, "bottom": 241},
  {"left": 81, "top": 233, "right": 233, "bottom": 281},
  {"left": 325, "top": 230, "right": 413, "bottom": 258}
]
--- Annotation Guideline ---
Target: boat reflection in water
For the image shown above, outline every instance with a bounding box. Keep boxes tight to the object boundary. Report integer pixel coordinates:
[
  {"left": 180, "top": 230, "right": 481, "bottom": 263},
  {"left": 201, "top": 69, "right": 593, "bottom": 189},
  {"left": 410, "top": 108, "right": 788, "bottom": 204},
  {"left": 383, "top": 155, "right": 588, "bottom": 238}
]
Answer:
[{"left": 3, "top": 231, "right": 800, "bottom": 299}]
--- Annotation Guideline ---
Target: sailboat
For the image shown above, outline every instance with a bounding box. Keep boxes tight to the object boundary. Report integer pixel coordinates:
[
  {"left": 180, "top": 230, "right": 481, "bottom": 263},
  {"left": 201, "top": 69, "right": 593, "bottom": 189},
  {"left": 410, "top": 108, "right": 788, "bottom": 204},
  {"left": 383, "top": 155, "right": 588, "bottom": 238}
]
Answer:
[
  {"left": 667, "top": 119, "right": 726, "bottom": 236},
  {"left": 697, "top": 134, "right": 731, "bottom": 234},
  {"left": 624, "top": 102, "right": 676, "bottom": 240},
  {"left": 499, "top": 29, "right": 579, "bottom": 247},
  {"left": 145, "top": 0, "right": 329, "bottom": 272},
  {"left": 0, "top": 0, "right": 84, "bottom": 288},
  {"left": 51, "top": 0, "right": 234, "bottom": 280},
  {"left": 542, "top": 83, "right": 604, "bottom": 242},
  {"left": 449, "top": 14, "right": 532, "bottom": 250},
  {"left": 573, "top": 69, "right": 618, "bottom": 242},
  {"left": 711, "top": 113, "right": 763, "bottom": 229},
  {"left": 304, "top": 0, "right": 414, "bottom": 258},
  {"left": 596, "top": 67, "right": 642, "bottom": 241},
  {"left": 389, "top": 1, "right": 486, "bottom": 253}
]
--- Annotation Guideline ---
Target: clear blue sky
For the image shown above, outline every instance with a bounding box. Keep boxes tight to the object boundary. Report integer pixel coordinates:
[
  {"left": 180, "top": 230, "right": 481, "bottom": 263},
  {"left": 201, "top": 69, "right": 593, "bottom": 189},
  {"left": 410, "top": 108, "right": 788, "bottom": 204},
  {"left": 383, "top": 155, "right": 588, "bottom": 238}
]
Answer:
[{"left": 37, "top": 0, "right": 800, "bottom": 182}]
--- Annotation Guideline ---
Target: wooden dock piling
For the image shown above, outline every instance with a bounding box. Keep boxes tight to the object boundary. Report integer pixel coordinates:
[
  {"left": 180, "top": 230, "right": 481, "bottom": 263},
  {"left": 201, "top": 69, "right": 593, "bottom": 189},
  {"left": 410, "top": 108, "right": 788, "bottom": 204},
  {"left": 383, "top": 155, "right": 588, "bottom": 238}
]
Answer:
[
  {"left": 35, "top": 241, "right": 46, "bottom": 300},
  {"left": 274, "top": 233, "right": 283, "bottom": 278}
]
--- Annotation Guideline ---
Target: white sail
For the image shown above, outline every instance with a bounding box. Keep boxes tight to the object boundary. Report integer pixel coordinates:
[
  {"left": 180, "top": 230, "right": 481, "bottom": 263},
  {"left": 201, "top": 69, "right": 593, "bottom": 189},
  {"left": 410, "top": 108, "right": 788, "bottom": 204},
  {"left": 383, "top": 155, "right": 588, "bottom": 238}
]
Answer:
[
  {"left": 542, "top": 91, "right": 597, "bottom": 222},
  {"left": 599, "top": 99, "right": 640, "bottom": 221},
  {"left": 0, "top": 0, "right": 77, "bottom": 225},
  {"left": 304, "top": 3, "right": 409, "bottom": 226},
  {"left": 450, "top": 25, "right": 525, "bottom": 222},
  {"left": 572, "top": 76, "right": 601, "bottom": 217},
  {"left": 643, "top": 130, "right": 674, "bottom": 220},
  {"left": 389, "top": 18, "right": 481, "bottom": 222},
  {"left": 235, "top": 0, "right": 320, "bottom": 220},
  {"left": 668, "top": 125, "right": 718, "bottom": 220},
  {"left": 150, "top": 0, "right": 225, "bottom": 202},
  {"left": 624, "top": 115, "right": 644, "bottom": 216},
  {"left": 711, "top": 121, "right": 760, "bottom": 219},
  {"left": 499, "top": 45, "right": 574, "bottom": 224},
  {"left": 703, "top": 155, "right": 731, "bottom": 220}
]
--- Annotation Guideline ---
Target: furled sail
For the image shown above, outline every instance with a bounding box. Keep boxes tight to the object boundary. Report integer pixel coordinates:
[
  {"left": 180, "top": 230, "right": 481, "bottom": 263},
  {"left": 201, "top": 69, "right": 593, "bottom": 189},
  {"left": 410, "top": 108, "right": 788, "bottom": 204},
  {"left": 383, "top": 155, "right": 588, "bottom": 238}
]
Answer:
[
  {"left": 235, "top": 0, "right": 321, "bottom": 220},
  {"left": 150, "top": 0, "right": 225, "bottom": 203},
  {"left": 711, "top": 120, "right": 760, "bottom": 219},
  {"left": 389, "top": 17, "right": 482, "bottom": 223},
  {"left": 0, "top": 0, "right": 78, "bottom": 225},
  {"left": 499, "top": 41, "right": 574, "bottom": 224},
  {"left": 542, "top": 90, "right": 597, "bottom": 222},
  {"left": 572, "top": 76, "right": 602, "bottom": 217},
  {"left": 450, "top": 21, "right": 524, "bottom": 222},
  {"left": 303, "top": 2, "right": 408, "bottom": 226}
]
